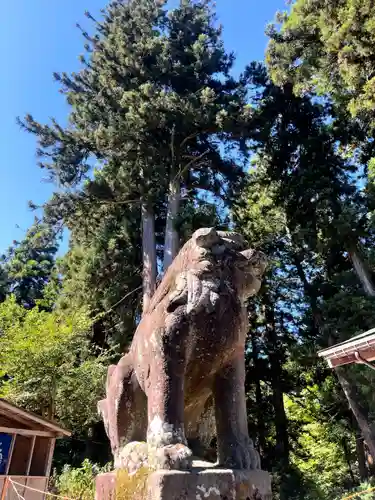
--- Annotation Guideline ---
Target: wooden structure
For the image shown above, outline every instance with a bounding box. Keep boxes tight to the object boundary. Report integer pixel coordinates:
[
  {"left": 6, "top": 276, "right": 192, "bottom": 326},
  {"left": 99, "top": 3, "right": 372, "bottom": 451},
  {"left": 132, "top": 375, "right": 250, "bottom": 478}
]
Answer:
[
  {"left": 0, "top": 399, "right": 70, "bottom": 499},
  {"left": 318, "top": 327, "right": 375, "bottom": 369}
]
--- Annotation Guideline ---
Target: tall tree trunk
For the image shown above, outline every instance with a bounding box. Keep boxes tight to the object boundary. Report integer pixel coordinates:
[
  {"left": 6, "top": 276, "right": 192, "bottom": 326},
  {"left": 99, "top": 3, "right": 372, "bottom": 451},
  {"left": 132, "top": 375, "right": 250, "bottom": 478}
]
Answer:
[
  {"left": 348, "top": 245, "right": 375, "bottom": 297},
  {"left": 292, "top": 253, "right": 323, "bottom": 333},
  {"left": 163, "top": 175, "right": 181, "bottom": 271},
  {"left": 341, "top": 436, "right": 356, "bottom": 485},
  {"left": 347, "top": 245, "right": 375, "bottom": 465},
  {"left": 141, "top": 203, "right": 157, "bottom": 314},
  {"left": 356, "top": 433, "right": 368, "bottom": 482},
  {"left": 264, "top": 298, "right": 290, "bottom": 468},
  {"left": 336, "top": 367, "right": 375, "bottom": 462},
  {"left": 46, "top": 380, "right": 56, "bottom": 421},
  {"left": 270, "top": 366, "right": 289, "bottom": 468},
  {"left": 250, "top": 331, "right": 267, "bottom": 460}
]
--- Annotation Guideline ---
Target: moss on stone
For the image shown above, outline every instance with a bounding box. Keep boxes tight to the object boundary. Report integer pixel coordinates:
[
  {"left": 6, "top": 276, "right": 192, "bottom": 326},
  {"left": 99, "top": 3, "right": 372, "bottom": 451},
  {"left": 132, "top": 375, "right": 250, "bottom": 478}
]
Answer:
[{"left": 115, "top": 467, "right": 150, "bottom": 500}]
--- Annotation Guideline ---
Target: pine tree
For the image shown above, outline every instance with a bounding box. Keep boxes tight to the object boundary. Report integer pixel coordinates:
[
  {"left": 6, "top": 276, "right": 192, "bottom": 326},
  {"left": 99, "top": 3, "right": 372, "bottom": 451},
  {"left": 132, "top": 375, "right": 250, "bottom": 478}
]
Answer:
[
  {"left": 266, "top": 0, "right": 375, "bottom": 129},
  {"left": 55, "top": 199, "right": 143, "bottom": 349},
  {"left": 20, "top": 0, "right": 250, "bottom": 313},
  {"left": 2, "top": 220, "right": 59, "bottom": 309}
]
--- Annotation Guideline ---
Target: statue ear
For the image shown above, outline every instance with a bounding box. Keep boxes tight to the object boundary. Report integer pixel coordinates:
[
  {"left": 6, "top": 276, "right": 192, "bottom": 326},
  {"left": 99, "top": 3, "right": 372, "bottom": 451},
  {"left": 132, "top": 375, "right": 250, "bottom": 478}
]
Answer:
[
  {"left": 239, "top": 249, "right": 256, "bottom": 261},
  {"left": 217, "top": 231, "right": 247, "bottom": 250},
  {"left": 193, "top": 228, "right": 220, "bottom": 248},
  {"left": 237, "top": 249, "right": 267, "bottom": 276}
]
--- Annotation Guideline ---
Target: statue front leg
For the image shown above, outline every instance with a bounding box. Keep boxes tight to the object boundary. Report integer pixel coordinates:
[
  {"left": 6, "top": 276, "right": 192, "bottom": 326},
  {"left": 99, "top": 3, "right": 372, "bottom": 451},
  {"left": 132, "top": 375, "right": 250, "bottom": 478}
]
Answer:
[
  {"left": 146, "top": 311, "right": 193, "bottom": 470},
  {"left": 213, "top": 354, "right": 260, "bottom": 470}
]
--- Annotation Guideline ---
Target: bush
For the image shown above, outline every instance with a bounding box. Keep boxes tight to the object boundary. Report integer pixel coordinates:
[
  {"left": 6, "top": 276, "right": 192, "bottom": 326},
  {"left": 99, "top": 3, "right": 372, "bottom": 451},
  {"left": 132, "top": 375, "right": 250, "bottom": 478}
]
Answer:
[
  {"left": 339, "top": 482, "right": 375, "bottom": 500},
  {"left": 52, "top": 459, "right": 111, "bottom": 500},
  {"left": 52, "top": 460, "right": 151, "bottom": 500}
]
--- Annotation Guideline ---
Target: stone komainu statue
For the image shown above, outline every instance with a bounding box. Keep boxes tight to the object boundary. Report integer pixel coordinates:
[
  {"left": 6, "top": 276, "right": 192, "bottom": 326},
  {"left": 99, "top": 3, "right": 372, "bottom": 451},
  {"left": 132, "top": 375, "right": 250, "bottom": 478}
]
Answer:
[{"left": 98, "top": 228, "right": 267, "bottom": 472}]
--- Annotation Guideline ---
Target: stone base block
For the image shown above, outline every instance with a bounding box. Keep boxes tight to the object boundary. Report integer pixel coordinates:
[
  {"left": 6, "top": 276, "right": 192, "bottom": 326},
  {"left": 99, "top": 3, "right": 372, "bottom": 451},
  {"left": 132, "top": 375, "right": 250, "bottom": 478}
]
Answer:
[
  {"left": 96, "top": 472, "right": 116, "bottom": 499},
  {"left": 233, "top": 470, "right": 272, "bottom": 500},
  {"left": 95, "top": 466, "right": 272, "bottom": 500}
]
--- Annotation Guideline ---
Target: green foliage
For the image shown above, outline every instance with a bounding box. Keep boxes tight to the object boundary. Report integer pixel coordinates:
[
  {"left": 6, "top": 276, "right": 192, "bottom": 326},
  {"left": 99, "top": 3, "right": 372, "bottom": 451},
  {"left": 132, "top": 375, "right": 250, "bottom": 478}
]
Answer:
[
  {"left": 52, "top": 461, "right": 150, "bottom": 500},
  {"left": 1, "top": 220, "right": 58, "bottom": 308},
  {"left": 0, "top": 296, "right": 109, "bottom": 433},
  {"left": 285, "top": 387, "right": 355, "bottom": 499},
  {"left": 266, "top": 0, "right": 375, "bottom": 127},
  {"left": 234, "top": 62, "right": 375, "bottom": 497},
  {"left": 56, "top": 202, "right": 143, "bottom": 348},
  {"left": 19, "top": 0, "right": 253, "bottom": 342},
  {"left": 53, "top": 459, "right": 110, "bottom": 500},
  {"left": 339, "top": 482, "right": 375, "bottom": 500}
]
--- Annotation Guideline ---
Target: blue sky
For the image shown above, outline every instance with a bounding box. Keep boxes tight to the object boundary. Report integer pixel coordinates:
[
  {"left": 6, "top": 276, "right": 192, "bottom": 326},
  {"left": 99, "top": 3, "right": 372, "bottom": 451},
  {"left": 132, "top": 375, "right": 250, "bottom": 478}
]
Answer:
[{"left": 0, "top": 0, "right": 285, "bottom": 254}]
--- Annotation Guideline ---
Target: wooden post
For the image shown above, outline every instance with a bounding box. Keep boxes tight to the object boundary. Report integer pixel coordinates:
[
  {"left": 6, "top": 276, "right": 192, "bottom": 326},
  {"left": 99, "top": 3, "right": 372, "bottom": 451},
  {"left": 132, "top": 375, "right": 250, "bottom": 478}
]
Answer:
[
  {"left": 45, "top": 438, "right": 56, "bottom": 477},
  {"left": 1, "top": 477, "right": 9, "bottom": 500},
  {"left": 24, "top": 435, "right": 36, "bottom": 499},
  {"left": 26, "top": 435, "right": 36, "bottom": 476},
  {"left": 5, "top": 434, "right": 16, "bottom": 475}
]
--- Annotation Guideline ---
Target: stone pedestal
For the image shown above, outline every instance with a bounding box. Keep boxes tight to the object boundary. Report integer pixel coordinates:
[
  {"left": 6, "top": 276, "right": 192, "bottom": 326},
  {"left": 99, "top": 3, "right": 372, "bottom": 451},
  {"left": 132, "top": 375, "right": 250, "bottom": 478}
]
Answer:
[
  {"left": 95, "top": 463, "right": 272, "bottom": 500},
  {"left": 96, "top": 472, "right": 116, "bottom": 499}
]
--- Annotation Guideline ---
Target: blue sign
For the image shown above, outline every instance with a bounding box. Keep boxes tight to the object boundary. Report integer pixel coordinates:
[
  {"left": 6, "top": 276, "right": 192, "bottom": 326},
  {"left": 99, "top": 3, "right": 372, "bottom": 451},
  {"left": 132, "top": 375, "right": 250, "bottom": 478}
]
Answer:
[{"left": 0, "top": 433, "right": 12, "bottom": 474}]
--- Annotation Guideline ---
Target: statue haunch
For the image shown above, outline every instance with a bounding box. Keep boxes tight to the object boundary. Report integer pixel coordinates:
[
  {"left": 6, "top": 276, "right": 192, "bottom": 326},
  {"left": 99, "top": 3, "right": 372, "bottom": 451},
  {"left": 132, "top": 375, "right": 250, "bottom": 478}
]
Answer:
[{"left": 98, "top": 228, "right": 267, "bottom": 472}]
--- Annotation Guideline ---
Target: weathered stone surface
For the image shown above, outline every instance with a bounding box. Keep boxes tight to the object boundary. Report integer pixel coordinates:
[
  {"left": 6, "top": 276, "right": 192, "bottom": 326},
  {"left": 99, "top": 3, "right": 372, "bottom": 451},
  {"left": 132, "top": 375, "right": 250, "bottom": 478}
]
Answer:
[
  {"left": 98, "top": 228, "right": 267, "bottom": 473},
  {"left": 233, "top": 470, "right": 273, "bottom": 500},
  {"left": 147, "top": 469, "right": 235, "bottom": 500},
  {"left": 95, "top": 472, "right": 116, "bottom": 500},
  {"left": 95, "top": 465, "right": 272, "bottom": 500}
]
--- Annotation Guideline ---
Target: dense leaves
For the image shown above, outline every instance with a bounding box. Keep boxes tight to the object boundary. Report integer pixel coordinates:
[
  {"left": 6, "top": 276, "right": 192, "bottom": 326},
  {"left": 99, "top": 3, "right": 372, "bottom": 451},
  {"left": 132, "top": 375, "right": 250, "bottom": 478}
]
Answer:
[
  {"left": 0, "top": 297, "right": 109, "bottom": 433},
  {"left": 266, "top": 0, "right": 375, "bottom": 126},
  {"left": 234, "top": 61, "right": 375, "bottom": 497},
  {"left": 1, "top": 220, "right": 59, "bottom": 308}
]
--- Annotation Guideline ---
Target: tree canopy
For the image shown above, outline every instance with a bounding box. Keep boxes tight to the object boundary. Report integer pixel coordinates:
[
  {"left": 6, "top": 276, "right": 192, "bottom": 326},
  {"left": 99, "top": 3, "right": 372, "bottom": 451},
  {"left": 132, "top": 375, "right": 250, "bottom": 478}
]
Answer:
[
  {"left": 266, "top": 0, "right": 375, "bottom": 128},
  {"left": 1, "top": 220, "right": 59, "bottom": 309},
  {"left": 0, "top": 296, "right": 109, "bottom": 433}
]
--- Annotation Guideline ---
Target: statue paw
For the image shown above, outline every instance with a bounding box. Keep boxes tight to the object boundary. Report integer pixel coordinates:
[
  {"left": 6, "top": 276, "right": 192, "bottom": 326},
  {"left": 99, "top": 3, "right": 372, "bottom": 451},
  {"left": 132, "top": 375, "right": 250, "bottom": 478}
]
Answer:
[
  {"left": 219, "top": 442, "right": 260, "bottom": 470},
  {"left": 149, "top": 443, "right": 193, "bottom": 471}
]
